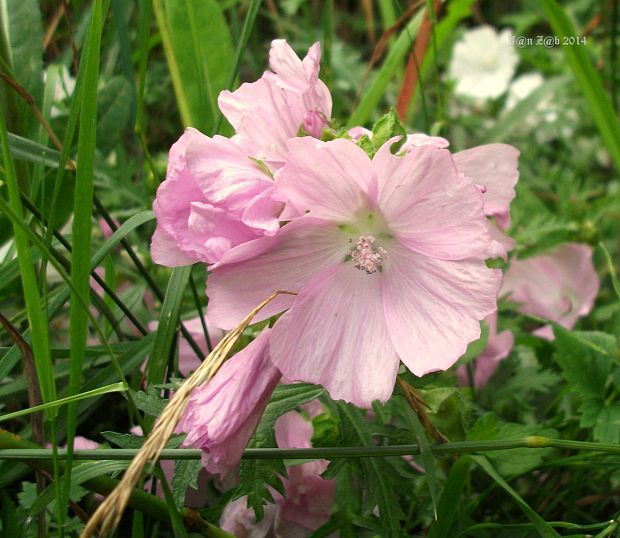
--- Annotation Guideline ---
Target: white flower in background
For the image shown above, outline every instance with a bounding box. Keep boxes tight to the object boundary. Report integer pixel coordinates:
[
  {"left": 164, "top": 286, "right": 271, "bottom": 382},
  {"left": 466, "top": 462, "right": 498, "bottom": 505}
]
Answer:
[
  {"left": 44, "top": 64, "right": 76, "bottom": 117},
  {"left": 449, "top": 26, "right": 518, "bottom": 101},
  {"left": 504, "top": 72, "right": 576, "bottom": 141}
]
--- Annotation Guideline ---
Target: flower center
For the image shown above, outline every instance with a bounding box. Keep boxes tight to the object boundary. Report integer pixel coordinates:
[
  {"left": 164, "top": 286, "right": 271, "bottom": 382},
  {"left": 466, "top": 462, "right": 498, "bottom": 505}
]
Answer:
[{"left": 349, "top": 234, "right": 386, "bottom": 274}]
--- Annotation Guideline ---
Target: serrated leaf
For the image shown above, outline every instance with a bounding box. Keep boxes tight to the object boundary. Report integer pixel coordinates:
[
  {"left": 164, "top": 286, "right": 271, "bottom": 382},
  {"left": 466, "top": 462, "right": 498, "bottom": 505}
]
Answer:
[
  {"left": 101, "top": 431, "right": 145, "bottom": 449},
  {"left": 553, "top": 327, "right": 619, "bottom": 442},
  {"left": 235, "top": 383, "right": 322, "bottom": 519},
  {"left": 131, "top": 387, "right": 169, "bottom": 417},
  {"left": 235, "top": 455, "right": 287, "bottom": 521},
  {"left": 253, "top": 383, "right": 324, "bottom": 448},
  {"left": 338, "top": 403, "right": 403, "bottom": 537},
  {"left": 172, "top": 459, "right": 202, "bottom": 507}
]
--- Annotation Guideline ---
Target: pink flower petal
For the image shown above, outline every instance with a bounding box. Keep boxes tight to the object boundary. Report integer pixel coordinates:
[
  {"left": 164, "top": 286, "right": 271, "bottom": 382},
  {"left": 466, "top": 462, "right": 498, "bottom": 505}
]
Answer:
[
  {"left": 177, "top": 330, "right": 281, "bottom": 478},
  {"left": 241, "top": 186, "right": 283, "bottom": 234},
  {"left": 501, "top": 243, "right": 599, "bottom": 336},
  {"left": 208, "top": 217, "right": 346, "bottom": 330},
  {"left": 150, "top": 226, "right": 196, "bottom": 267},
  {"left": 382, "top": 242, "right": 501, "bottom": 375},
  {"left": 185, "top": 132, "right": 272, "bottom": 213},
  {"left": 453, "top": 144, "right": 520, "bottom": 229},
  {"left": 457, "top": 312, "right": 514, "bottom": 387},
  {"left": 374, "top": 144, "right": 491, "bottom": 260},
  {"left": 270, "top": 264, "right": 400, "bottom": 407},
  {"left": 274, "top": 137, "right": 375, "bottom": 221}
]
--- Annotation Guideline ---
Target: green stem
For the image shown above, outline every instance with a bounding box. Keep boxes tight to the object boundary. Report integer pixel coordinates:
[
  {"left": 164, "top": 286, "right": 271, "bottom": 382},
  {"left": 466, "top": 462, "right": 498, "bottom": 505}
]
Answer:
[
  {"left": 0, "top": 429, "right": 233, "bottom": 537},
  {"left": 3, "top": 435, "right": 620, "bottom": 461}
]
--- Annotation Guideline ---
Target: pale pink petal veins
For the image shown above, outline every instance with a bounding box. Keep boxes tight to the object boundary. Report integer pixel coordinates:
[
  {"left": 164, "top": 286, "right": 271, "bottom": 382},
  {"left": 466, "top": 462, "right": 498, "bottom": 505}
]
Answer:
[
  {"left": 184, "top": 132, "right": 273, "bottom": 213},
  {"left": 187, "top": 202, "right": 259, "bottom": 264},
  {"left": 150, "top": 226, "right": 196, "bottom": 267},
  {"left": 177, "top": 330, "right": 281, "bottom": 478},
  {"left": 382, "top": 242, "right": 501, "bottom": 376},
  {"left": 501, "top": 243, "right": 599, "bottom": 334},
  {"left": 241, "top": 186, "right": 283, "bottom": 234},
  {"left": 218, "top": 78, "right": 305, "bottom": 166},
  {"left": 207, "top": 217, "right": 346, "bottom": 330},
  {"left": 274, "top": 137, "right": 375, "bottom": 220},
  {"left": 374, "top": 144, "right": 492, "bottom": 260},
  {"left": 453, "top": 144, "right": 520, "bottom": 229},
  {"left": 270, "top": 264, "right": 400, "bottom": 408}
]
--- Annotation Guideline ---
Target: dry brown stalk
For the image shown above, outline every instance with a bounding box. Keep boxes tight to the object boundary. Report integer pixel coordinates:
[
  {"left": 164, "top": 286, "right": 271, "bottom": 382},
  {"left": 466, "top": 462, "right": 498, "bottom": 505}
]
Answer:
[
  {"left": 398, "top": 378, "right": 448, "bottom": 444},
  {"left": 80, "top": 290, "right": 295, "bottom": 538}
]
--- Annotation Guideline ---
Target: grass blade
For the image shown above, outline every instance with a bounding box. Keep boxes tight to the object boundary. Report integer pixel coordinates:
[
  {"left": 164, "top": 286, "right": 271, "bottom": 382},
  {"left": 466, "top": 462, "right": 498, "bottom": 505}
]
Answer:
[
  {"left": 540, "top": 0, "right": 620, "bottom": 172},
  {"left": 0, "top": 383, "right": 127, "bottom": 423},
  {"left": 473, "top": 456, "right": 561, "bottom": 538},
  {"left": 348, "top": 7, "right": 424, "bottom": 127}
]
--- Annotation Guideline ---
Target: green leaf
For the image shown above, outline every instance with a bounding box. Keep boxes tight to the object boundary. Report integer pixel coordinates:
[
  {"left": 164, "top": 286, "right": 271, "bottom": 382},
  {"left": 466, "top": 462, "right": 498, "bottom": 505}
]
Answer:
[
  {"left": 473, "top": 456, "right": 561, "bottom": 538},
  {"left": 253, "top": 383, "right": 325, "bottom": 448},
  {"left": 428, "top": 457, "right": 472, "bottom": 538},
  {"left": 0, "top": 383, "right": 127, "bottom": 423},
  {"left": 370, "top": 107, "right": 406, "bottom": 154},
  {"left": 27, "top": 461, "right": 130, "bottom": 519},
  {"left": 235, "top": 384, "right": 323, "bottom": 519},
  {"left": 131, "top": 387, "right": 169, "bottom": 417},
  {"left": 96, "top": 76, "right": 133, "bottom": 153},
  {"left": 338, "top": 403, "right": 403, "bottom": 537},
  {"left": 172, "top": 459, "right": 202, "bottom": 507},
  {"left": 154, "top": 0, "right": 234, "bottom": 132},
  {"left": 402, "top": 405, "right": 439, "bottom": 519},
  {"left": 419, "top": 387, "right": 468, "bottom": 442},
  {"left": 540, "top": 0, "right": 620, "bottom": 173},
  {"left": 101, "top": 432, "right": 145, "bottom": 449},
  {"left": 235, "top": 452, "right": 286, "bottom": 521},
  {"left": 553, "top": 327, "right": 619, "bottom": 442},
  {"left": 467, "top": 414, "right": 556, "bottom": 476},
  {"left": 0, "top": 0, "right": 43, "bottom": 125}
]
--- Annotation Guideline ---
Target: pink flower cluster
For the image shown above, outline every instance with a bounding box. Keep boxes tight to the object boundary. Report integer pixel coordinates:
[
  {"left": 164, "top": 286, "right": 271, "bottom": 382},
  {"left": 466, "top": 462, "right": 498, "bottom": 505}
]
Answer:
[
  {"left": 152, "top": 39, "right": 520, "bottom": 408},
  {"left": 143, "top": 39, "right": 593, "bottom": 523}
]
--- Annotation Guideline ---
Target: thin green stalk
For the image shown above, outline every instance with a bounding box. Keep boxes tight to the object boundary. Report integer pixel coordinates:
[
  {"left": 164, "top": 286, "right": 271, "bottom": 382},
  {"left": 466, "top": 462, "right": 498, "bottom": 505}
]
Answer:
[
  {"left": 3, "top": 435, "right": 620, "bottom": 461},
  {"left": 0, "top": 382, "right": 127, "bottom": 423},
  {"left": 152, "top": 0, "right": 192, "bottom": 127},
  {"left": 213, "top": 0, "right": 262, "bottom": 134},
  {"left": 0, "top": 102, "right": 61, "bottom": 536},
  {"left": 64, "top": 8, "right": 106, "bottom": 531}
]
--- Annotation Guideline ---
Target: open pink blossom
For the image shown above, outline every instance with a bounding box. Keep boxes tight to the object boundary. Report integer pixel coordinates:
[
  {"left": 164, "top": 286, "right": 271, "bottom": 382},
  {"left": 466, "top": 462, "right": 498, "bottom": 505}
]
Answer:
[
  {"left": 219, "top": 40, "right": 332, "bottom": 167},
  {"left": 501, "top": 243, "right": 599, "bottom": 339},
  {"left": 151, "top": 128, "right": 281, "bottom": 266},
  {"left": 207, "top": 138, "right": 501, "bottom": 407},
  {"left": 457, "top": 311, "right": 514, "bottom": 387},
  {"left": 220, "top": 411, "right": 334, "bottom": 537},
  {"left": 176, "top": 329, "right": 281, "bottom": 478}
]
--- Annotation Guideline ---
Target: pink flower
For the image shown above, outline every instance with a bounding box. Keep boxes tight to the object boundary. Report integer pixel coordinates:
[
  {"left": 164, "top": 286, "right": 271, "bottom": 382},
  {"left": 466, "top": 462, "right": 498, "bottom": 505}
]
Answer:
[
  {"left": 457, "top": 311, "right": 514, "bottom": 387},
  {"left": 501, "top": 243, "right": 599, "bottom": 339},
  {"left": 273, "top": 412, "right": 335, "bottom": 535},
  {"left": 151, "top": 129, "right": 279, "bottom": 266},
  {"left": 207, "top": 138, "right": 501, "bottom": 407},
  {"left": 219, "top": 40, "right": 332, "bottom": 167},
  {"left": 220, "top": 411, "right": 334, "bottom": 538},
  {"left": 176, "top": 329, "right": 282, "bottom": 478},
  {"left": 452, "top": 144, "right": 520, "bottom": 230}
]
